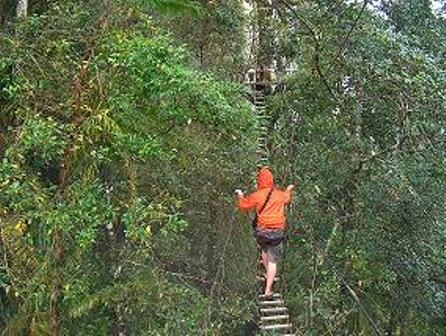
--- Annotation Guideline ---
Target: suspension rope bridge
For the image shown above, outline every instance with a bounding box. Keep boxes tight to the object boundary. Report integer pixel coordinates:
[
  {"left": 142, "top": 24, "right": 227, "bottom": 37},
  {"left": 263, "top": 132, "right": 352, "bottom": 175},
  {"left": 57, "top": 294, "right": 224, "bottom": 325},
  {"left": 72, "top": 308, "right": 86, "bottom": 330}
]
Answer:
[
  {"left": 245, "top": 67, "right": 384, "bottom": 336},
  {"left": 246, "top": 69, "right": 297, "bottom": 335}
]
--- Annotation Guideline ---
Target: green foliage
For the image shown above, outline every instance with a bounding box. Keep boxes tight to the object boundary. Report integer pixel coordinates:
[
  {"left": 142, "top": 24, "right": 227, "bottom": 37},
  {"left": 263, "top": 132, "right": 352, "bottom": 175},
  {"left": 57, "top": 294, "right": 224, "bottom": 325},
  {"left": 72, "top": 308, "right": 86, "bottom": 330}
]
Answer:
[
  {"left": 20, "top": 116, "right": 67, "bottom": 162},
  {"left": 153, "top": 0, "right": 248, "bottom": 77},
  {"left": 267, "top": 1, "right": 446, "bottom": 335},
  {"left": 1, "top": 0, "right": 444, "bottom": 335},
  {"left": 0, "top": 58, "right": 17, "bottom": 101},
  {"left": 0, "top": 0, "right": 255, "bottom": 334},
  {"left": 145, "top": 0, "right": 202, "bottom": 15}
]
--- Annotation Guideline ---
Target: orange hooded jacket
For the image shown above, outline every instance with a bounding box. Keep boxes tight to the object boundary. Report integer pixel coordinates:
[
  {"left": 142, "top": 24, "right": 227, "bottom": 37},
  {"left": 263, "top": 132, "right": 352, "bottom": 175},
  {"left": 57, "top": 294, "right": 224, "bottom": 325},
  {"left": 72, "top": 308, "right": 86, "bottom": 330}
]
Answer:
[{"left": 237, "top": 167, "right": 292, "bottom": 230}]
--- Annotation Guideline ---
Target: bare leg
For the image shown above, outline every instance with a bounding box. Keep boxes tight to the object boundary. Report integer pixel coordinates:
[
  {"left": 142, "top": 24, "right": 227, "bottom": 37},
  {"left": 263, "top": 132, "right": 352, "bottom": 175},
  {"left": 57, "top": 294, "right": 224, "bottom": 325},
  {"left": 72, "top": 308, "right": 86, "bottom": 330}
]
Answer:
[
  {"left": 265, "top": 261, "right": 277, "bottom": 296},
  {"left": 261, "top": 250, "right": 268, "bottom": 275}
]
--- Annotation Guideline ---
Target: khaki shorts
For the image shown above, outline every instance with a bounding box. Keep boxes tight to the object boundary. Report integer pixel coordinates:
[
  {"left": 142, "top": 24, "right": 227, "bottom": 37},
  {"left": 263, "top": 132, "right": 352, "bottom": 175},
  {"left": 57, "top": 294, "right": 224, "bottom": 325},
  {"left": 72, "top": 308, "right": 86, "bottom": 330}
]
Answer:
[{"left": 260, "top": 241, "right": 283, "bottom": 263}]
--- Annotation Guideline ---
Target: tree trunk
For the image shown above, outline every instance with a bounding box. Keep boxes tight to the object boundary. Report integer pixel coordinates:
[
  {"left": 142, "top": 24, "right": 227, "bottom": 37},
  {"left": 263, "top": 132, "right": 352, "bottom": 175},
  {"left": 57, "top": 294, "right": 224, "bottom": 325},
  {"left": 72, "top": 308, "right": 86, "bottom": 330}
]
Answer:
[
  {"left": 50, "top": 231, "right": 63, "bottom": 336},
  {"left": 0, "top": 0, "right": 5, "bottom": 27},
  {"left": 256, "top": 0, "right": 275, "bottom": 67},
  {"left": 207, "top": 201, "right": 218, "bottom": 296},
  {"left": 386, "top": 309, "right": 395, "bottom": 335},
  {"left": 16, "top": 0, "right": 28, "bottom": 18}
]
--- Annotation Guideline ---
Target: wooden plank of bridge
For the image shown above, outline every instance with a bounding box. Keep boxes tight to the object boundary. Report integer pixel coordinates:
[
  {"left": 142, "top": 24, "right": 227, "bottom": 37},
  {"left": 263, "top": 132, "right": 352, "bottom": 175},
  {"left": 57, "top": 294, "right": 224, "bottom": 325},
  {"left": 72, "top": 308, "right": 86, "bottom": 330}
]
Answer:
[
  {"left": 259, "top": 299, "right": 285, "bottom": 306},
  {"left": 260, "top": 314, "right": 289, "bottom": 322},
  {"left": 259, "top": 293, "right": 281, "bottom": 299},
  {"left": 259, "top": 323, "right": 293, "bottom": 331},
  {"left": 260, "top": 306, "right": 288, "bottom": 314}
]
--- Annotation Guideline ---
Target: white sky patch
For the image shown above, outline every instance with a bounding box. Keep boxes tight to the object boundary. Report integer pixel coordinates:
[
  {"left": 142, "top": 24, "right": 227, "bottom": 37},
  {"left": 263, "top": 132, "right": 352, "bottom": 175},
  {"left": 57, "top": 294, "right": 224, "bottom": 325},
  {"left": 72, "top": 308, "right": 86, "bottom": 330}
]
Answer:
[{"left": 346, "top": 0, "right": 445, "bottom": 18}]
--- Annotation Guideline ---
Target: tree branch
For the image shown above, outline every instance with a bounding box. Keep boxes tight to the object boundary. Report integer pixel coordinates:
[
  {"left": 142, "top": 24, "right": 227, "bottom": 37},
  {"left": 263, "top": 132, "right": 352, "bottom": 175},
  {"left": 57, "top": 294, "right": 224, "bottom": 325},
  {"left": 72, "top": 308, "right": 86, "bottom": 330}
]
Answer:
[
  {"left": 335, "top": 0, "right": 369, "bottom": 60},
  {"left": 430, "top": 276, "right": 446, "bottom": 285},
  {"left": 314, "top": 40, "right": 337, "bottom": 101},
  {"left": 276, "top": 0, "right": 317, "bottom": 42},
  {"left": 342, "top": 280, "right": 384, "bottom": 336},
  {"left": 277, "top": 0, "right": 337, "bottom": 101}
]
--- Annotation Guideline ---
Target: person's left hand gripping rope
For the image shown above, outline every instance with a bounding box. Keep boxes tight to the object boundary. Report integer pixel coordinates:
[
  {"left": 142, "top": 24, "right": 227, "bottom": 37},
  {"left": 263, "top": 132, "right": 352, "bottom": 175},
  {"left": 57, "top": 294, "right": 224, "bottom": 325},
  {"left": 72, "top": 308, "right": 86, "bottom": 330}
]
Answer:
[{"left": 235, "top": 189, "right": 244, "bottom": 197}]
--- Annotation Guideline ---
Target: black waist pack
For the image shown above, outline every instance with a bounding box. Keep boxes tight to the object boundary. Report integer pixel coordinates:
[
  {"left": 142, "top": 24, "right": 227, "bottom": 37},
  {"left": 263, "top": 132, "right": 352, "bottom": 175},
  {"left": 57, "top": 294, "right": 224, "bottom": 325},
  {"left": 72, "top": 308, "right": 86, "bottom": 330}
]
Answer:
[
  {"left": 251, "top": 215, "right": 258, "bottom": 231},
  {"left": 256, "top": 228, "right": 284, "bottom": 246}
]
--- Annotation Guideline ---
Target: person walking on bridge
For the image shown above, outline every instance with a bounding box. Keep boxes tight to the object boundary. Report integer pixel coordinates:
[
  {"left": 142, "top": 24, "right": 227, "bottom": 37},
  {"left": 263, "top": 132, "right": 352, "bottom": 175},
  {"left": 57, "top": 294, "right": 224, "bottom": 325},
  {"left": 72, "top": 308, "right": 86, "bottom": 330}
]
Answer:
[{"left": 235, "top": 166, "right": 294, "bottom": 299}]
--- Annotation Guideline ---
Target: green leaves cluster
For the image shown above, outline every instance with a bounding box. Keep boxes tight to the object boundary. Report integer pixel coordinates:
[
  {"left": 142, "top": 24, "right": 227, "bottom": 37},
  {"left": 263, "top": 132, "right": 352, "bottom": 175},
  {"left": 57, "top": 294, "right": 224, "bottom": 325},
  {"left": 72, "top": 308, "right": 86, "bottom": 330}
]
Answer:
[
  {"left": 0, "top": 0, "right": 255, "bottom": 334},
  {"left": 266, "top": 1, "right": 445, "bottom": 335}
]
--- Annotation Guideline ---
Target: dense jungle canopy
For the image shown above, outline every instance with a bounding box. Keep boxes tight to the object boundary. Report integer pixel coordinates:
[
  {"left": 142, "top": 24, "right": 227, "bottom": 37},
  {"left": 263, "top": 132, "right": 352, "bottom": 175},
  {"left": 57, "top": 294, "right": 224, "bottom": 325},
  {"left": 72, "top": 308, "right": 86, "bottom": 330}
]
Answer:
[{"left": 0, "top": 0, "right": 445, "bottom": 335}]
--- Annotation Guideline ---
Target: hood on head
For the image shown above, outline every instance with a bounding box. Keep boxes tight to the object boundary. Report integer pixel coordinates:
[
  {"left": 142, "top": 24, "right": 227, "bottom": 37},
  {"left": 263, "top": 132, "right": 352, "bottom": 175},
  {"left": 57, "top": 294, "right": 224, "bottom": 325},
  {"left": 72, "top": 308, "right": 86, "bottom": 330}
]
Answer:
[{"left": 257, "top": 166, "right": 274, "bottom": 189}]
